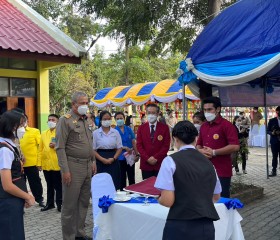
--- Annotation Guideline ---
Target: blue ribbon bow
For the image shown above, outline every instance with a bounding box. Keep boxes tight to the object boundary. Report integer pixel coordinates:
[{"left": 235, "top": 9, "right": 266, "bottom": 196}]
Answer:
[
  {"left": 98, "top": 195, "right": 113, "bottom": 213},
  {"left": 218, "top": 197, "right": 244, "bottom": 210}
]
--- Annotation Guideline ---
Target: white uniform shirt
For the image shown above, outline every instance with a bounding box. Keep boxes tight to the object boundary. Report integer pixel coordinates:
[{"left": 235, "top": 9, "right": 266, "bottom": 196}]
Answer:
[
  {"left": 0, "top": 137, "right": 16, "bottom": 170},
  {"left": 155, "top": 145, "right": 222, "bottom": 194},
  {"left": 92, "top": 127, "right": 123, "bottom": 150}
]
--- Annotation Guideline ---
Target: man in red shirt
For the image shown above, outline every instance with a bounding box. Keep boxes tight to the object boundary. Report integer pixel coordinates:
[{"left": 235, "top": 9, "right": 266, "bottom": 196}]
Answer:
[
  {"left": 197, "top": 97, "right": 239, "bottom": 198},
  {"left": 137, "top": 103, "right": 170, "bottom": 179}
]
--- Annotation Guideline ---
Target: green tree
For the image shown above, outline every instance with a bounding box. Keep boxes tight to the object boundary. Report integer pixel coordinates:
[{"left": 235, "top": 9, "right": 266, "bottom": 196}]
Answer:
[
  {"left": 73, "top": 0, "right": 237, "bottom": 55},
  {"left": 49, "top": 60, "right": 96, "bottom": 114}
]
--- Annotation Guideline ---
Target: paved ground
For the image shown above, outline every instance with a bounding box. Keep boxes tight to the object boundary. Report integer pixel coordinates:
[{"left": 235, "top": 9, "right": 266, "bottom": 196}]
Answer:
[{"left": 24, "top": 147, "right": 280, "bottom": 240}]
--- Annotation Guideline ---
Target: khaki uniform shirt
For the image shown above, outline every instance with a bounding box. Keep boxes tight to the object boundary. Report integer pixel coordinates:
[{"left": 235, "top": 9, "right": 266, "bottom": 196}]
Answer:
[{"left": 56, "top": 110, "right": 95, "bottom": 173}]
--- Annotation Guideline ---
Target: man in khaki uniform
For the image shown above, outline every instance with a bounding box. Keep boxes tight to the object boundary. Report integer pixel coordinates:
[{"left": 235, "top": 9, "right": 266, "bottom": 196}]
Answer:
[{"left": 56, "top": 92, "right": 96, "bottom": 240}]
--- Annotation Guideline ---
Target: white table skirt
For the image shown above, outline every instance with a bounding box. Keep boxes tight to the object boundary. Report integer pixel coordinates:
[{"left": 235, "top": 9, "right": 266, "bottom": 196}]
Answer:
[{"left": 96, "top": 203, "right": 245, "bottom": 240}]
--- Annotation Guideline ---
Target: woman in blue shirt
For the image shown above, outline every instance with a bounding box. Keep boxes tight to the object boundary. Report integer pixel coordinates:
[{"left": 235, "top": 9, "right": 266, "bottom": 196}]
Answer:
[{"left": 115, "top": 112, "right": 140, "bottom": 190}]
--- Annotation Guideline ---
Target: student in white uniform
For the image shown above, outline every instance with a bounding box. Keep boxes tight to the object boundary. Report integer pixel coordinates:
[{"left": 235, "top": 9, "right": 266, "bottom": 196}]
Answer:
[
  {"left": 93, "top": 111, "right": 123, "bottom": 190},
  {"left": 0, "top": 111, "right": 35, "bottom": 240},
  {"left": 155, "top": 120, "right": 221, "bottom": 240}
]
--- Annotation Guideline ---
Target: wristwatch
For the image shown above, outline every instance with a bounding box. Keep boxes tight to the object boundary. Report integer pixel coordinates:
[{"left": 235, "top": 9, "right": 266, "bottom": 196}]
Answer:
[{"left": 135, "top": 154, "right": 140, "bottom": 157}]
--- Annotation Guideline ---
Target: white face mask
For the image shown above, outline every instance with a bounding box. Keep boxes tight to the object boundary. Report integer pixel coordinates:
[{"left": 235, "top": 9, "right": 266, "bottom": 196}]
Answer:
[
  {"left": 194, "top": 124, "right": 201, "bottom": 132},
  {"left": 205, "top": 112, "right": 216, "bottom": 122},
  {"left": 101, "top": 120, "right": 112, "bottom": 128},
  {"left": 48, "top": 121, "right": 57, "bottom": 129},
  {"left": 77, "top": 105, "right": 89, "bottom": 115},
  {"left": 147, "top": 114, "right": 157, "bottom": 123},
  {"left": 17, "top": 127, "right": 26, "bottom": 139}
]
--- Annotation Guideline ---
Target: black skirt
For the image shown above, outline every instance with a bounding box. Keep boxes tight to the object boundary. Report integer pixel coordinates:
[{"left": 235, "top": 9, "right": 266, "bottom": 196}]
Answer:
[
  {"left": 96, "top": 149, "right": 121, "bottom": 190},
  {"left": 163, "top": 218, "right": 215, "bottom": 240}
]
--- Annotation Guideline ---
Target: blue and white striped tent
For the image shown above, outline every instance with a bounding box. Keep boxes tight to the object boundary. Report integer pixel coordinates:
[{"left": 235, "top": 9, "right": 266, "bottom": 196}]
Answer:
[
  {"left": 90, "top": 79, "right": 198, "bottom": 107},
  {"left": 177, "top": 0, "right": 280, "bottom": 107}
]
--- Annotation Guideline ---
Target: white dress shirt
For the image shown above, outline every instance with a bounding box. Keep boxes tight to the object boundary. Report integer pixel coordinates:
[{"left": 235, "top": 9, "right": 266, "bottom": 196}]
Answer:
[
  {"left": 92, "top": 127, "right": 123, "bottom": 150},
  {"left": 0, "top": 137, "right": 16, "bottom": 170},
  {"left": 149, "top": 121, "right": 158, "bottom": 132}
]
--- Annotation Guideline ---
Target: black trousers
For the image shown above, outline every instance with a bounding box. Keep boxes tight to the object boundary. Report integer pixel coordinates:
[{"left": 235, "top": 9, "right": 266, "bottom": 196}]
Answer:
[
  {"left": 163, "top": 218, "right": 215, "bottom": 240},
  {"left": 0, "top": 197, "right": 25, "bottom": 240},
  {"left": 141, "top": 170, "right": 159, "bottom": 180},
  {"left": 233, "top": 152, "right": 247, "bottom": 171},
  {"left": 43, "top": 170, "right": 62, "bottom": 206},
  {"left": 271, "top": 141, "right": 280, "bottom": 171},
  {"left": 24, "top": 166, "right": 43, "bottom": 203},
  {"left": 219, "top": 177, "right": 231, "bottom": 198},
  {"left": 119, "top": 160, "right": 135, "bottom": 190}
]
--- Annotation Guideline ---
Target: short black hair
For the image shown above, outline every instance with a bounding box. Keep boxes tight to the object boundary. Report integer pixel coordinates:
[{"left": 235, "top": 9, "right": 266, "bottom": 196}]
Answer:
[
  {"left": 275, "top": 106, "right": 280, "bottom": 112},
  {"left": 202, "top": 97, "right": 222, "bottom": 109},
  {"left": 172, "top": 120, "right": 198, "bottom": 145},
  {"left": 146, "top": 103, "right": 160, "bottom": 113},
  {"left": 192, "top": 111, "right": 206, "bottom": 122},
  {"left": 233, "top": 115, "right": 240, "bottom": 125},
  {"left": 115, "top": 111, "right": 125, "bottom": 119},
  {"left": 48, "top": 114, "right": 60, "bottom": 119},
  {"left": 99, "top": 110, "right": 111, "bottom": 127},
  {"left": 0, "top": 111, "right": 23, "bottom": 139}
]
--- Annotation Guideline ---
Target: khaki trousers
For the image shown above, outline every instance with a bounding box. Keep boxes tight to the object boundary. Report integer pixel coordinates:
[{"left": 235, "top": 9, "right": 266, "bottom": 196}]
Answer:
[{"left": 61, "top": 159, "right": 92, "bottom": 240}]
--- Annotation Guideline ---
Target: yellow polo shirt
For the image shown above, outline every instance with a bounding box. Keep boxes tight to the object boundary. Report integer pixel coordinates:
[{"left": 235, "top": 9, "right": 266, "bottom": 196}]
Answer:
[
  {"left": 20, "top": 127, "right": 41, "bottom": 167},
  {"left": 37, "top": 129, "right": 60, "bottom": 171}
]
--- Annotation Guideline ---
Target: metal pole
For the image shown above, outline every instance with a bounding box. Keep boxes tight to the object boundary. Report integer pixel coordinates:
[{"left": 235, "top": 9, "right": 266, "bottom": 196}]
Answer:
[
  {"left": 182, "top": 83, "right": 186, "bottom": 120},
  {"left": 264, "top": 79, "right": 269, "bottom": 179}
]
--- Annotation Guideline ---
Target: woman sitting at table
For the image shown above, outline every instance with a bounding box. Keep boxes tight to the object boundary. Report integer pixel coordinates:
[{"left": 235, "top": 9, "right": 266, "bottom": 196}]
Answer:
[
  {"left": 93, "top": 111, "right": 123, "bottom": 190},
  {"left": 155, "top": 120, "right": 221, "bottom": 240}
]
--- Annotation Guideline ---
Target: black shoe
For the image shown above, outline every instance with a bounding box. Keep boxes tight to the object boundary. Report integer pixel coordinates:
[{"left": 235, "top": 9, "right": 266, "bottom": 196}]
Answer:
[
  {"left": 75, "top": 236, "right": 92, "bottom": 240},
  {"left": 57, "top": 204, "right": 61, "bottom": 212},
  {"left": 269, "top": 171, "right": 277, "bottom": 177},
  {"left": 41, "top": 204, "right": 55, "bottom": 212},
  {"left": 38, "top": 200, "right": 45, "bottom": 207}
]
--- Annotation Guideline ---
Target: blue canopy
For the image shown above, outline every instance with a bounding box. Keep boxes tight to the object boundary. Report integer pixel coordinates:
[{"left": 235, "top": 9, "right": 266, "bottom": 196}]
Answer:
[{"left": 177, "top": 0, "right": 280, "bottom": 106}]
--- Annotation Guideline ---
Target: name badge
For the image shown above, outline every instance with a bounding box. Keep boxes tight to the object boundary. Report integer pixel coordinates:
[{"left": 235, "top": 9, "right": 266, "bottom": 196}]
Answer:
[
  {"left": 213, "top": 134, "right": 219, "bottom": 140},
  {"left": 158, "top": 135, "right": 163, "bottom": 141}
]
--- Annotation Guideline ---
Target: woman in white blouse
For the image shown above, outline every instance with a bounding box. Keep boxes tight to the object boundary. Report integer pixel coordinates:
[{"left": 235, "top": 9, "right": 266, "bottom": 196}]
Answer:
[
  {"left": 0, "top": 111, "right": 35, "bottom": 239},
  {"left": 93, "top": 111, "right": 123, "bottom": 190}
]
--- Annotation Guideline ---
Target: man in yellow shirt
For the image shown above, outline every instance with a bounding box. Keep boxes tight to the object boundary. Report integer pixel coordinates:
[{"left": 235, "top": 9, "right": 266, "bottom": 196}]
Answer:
[
  {"left": 38, "top": 114, "right": 62, "bottom": 212},
  {"left": 19, "top": 115, "right": 44, "bottom": 207}
]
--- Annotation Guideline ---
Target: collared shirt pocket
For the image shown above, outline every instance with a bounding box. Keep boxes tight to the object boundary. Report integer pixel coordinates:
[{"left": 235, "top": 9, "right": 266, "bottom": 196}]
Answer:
[{"left": 73, "top": 128, "right": 82, "bottom": 141}]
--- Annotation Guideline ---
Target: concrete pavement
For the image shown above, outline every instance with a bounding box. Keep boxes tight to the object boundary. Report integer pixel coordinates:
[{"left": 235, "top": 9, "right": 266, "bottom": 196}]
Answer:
[{"left": 24, "top": 147, "right": 280, "bottom": 240}]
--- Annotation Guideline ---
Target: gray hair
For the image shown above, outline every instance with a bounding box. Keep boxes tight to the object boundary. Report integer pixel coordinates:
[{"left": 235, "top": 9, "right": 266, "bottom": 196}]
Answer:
[{"left": 71, "top": 92, "right": 87, "bottom": 103}]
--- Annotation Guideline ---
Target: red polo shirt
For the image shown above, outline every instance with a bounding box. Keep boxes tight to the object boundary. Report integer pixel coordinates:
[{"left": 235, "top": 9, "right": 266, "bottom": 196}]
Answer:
[{"left": 197, "top": 115, "right": 239, "bottom": 177}]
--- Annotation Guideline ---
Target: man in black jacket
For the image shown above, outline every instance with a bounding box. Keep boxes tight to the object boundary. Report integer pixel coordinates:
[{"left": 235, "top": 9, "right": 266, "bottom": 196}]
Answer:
[{"left": 268, "top": 106, "right": 280, "bottom": 177}]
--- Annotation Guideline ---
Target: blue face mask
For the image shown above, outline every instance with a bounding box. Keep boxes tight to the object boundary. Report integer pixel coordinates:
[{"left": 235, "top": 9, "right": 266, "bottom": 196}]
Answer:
[{"left": 116, "top": 119, "right": 125, "bottom": 126}]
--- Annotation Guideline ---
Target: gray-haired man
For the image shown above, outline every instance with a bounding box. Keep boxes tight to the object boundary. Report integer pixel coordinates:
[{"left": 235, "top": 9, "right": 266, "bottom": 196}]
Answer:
[{"left": 56, "top": 92, "right": 96, "bottom": 240}]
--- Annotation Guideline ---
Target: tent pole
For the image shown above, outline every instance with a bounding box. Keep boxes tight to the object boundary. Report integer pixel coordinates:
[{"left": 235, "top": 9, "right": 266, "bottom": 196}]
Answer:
[
  {"left": 183, "top": 83, "right": 186, "bottom": 120},
  {"left": 264, "top": 79, "right": 269, "bottom": 179}
]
